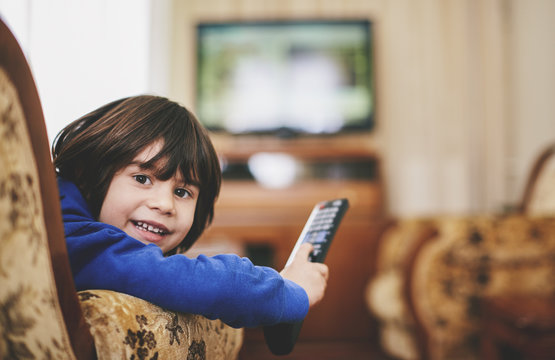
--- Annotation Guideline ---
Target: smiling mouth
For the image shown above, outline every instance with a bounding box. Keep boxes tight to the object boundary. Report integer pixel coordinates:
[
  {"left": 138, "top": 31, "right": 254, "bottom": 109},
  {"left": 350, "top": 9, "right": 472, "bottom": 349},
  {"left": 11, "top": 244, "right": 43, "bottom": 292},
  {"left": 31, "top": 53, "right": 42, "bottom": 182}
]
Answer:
[{"left": 133, "top": 221, "right": 169, "bottom": 235}]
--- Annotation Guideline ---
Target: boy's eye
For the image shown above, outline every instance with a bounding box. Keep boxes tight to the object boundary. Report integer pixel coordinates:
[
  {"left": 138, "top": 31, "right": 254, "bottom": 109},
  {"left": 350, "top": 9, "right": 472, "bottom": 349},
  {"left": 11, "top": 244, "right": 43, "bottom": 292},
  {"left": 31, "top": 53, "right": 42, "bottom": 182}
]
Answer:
[
  {"left": 133, "top": 175, "right": 151, "bottom": 185},
  {"left": 174, "top": 188, "right": 191, "bottom": 199}
]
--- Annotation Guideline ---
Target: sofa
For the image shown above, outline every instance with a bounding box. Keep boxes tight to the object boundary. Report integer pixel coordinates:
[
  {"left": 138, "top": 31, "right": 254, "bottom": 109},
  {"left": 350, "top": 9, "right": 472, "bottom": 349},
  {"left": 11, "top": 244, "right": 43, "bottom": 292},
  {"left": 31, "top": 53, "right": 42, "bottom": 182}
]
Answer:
[
  {"left": 366, "top": 144, "right": 555, "bottom": 360},
  {"left": 0, "top": 19, "right": 242, "bottom": 359}
]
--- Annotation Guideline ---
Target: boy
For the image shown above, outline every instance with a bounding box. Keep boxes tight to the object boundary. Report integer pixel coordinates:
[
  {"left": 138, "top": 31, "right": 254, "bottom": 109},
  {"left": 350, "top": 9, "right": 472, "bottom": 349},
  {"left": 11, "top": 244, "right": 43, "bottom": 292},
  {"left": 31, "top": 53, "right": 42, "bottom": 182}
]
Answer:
[{"left": 53, "top": 95, "right": 328, "bottom": 328}]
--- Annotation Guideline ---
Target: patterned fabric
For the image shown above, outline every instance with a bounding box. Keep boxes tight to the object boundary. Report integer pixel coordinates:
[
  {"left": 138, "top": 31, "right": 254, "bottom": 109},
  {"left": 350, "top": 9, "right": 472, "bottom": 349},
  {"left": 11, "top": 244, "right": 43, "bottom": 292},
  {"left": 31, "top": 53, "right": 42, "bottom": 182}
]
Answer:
[
  {"left": 79, "top": 290, "right": 243, "bottom": 360},
  {"left": 366, "top": 219, "right": 435, "bottom": 360},
  {"left": 412, "top": 216, "right": 555, "bottom": 360},
  {"left": 367, "top": 215, "right": 555, "bottom": 360},
  {"left": 0, "top": 68, "right": 76, "bottom": 359}
]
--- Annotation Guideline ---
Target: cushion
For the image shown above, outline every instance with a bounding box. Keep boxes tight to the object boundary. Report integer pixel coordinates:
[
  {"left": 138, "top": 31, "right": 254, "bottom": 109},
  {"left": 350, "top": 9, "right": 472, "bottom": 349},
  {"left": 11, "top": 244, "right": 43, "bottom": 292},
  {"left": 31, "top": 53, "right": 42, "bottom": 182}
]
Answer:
[
  {"left": 411, "top": 215, "right": 555, "bottom": 359},
  {"left": 365, "top": 219, "right": 435, "bottom": 360}
]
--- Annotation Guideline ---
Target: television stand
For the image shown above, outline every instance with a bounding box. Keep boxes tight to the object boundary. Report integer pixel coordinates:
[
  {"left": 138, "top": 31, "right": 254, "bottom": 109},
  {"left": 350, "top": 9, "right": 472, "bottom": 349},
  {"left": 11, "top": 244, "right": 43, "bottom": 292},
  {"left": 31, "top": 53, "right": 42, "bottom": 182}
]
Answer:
[{"left": 191, "top": 134, "right": 386, "bottom": 343}]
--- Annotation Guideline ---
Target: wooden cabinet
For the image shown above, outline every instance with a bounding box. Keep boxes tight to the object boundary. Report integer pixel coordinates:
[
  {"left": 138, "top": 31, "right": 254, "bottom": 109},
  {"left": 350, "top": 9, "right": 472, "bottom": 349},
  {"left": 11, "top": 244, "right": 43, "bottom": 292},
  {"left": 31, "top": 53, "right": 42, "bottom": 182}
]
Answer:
[{"left": 192, "top": 135, "right": 386, "bottom": 341}]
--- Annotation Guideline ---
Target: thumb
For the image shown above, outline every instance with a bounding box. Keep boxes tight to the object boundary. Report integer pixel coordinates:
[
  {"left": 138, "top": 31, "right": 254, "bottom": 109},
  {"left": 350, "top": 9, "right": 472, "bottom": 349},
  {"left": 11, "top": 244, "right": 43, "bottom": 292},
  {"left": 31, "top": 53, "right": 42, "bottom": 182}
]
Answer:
[{"left": 295, "top": 242, "right": 314, "bottom": 260}]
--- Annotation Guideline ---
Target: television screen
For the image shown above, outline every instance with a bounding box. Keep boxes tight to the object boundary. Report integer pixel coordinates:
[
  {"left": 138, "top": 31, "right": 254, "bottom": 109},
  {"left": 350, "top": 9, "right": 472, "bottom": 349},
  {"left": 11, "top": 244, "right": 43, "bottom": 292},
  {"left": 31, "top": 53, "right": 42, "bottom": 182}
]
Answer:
[{"left": 195, "top": 20, "right": 374, "bottom": 136}]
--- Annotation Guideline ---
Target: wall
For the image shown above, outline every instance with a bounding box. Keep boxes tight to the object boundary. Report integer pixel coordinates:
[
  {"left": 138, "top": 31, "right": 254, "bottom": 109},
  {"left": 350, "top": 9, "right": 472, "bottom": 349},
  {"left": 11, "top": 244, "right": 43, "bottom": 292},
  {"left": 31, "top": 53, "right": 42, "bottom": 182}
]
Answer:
[
  {"left": 152, "top": 0, "right": 555, "bottom": 217},
  {"left": 508, "top": 0, "right": 555, "bottom": 211},
  {"left": 2, "top": 0, "right": 553, "bottom": 217},
  {"left": 0, "top": 0, "right": 152, "bottom": 143}
]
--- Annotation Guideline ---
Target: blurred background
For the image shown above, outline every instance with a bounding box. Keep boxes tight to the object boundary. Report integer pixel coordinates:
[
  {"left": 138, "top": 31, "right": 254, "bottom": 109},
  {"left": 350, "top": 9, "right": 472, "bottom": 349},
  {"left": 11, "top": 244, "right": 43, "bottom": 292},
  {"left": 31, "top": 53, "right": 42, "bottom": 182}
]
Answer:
[
  {"left": 1, "top": 1, "right": 554, "bottom": 358},
  {"left": 1, "top": 0, "right": 553, "bottom": 217}
]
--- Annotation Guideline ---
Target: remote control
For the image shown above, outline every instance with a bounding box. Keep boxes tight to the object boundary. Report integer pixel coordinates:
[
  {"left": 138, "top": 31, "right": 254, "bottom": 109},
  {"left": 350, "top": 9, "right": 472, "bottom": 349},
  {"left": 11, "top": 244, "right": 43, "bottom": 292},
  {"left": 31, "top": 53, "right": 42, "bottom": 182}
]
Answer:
[{"left": 263, "top": 198, "right": 349, "bottom": 355}]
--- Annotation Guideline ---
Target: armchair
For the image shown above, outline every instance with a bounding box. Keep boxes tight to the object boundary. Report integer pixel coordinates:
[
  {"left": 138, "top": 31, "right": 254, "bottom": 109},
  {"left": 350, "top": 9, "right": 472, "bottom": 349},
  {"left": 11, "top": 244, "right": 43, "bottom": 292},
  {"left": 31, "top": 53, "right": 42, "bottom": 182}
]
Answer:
[
  {"left": 0, "top": 19, "right": 242, "bottom": 359},
  {"left": 366, "top": 144, "right": 555, "bottom": 359}
]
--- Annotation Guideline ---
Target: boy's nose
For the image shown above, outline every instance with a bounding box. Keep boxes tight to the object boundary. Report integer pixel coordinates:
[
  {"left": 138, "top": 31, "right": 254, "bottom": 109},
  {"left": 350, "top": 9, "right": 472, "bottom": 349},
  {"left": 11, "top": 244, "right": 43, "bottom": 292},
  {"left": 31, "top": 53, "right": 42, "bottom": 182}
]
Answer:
[{"left": 149, "top": 187, "right": 175, "bottom": 215}]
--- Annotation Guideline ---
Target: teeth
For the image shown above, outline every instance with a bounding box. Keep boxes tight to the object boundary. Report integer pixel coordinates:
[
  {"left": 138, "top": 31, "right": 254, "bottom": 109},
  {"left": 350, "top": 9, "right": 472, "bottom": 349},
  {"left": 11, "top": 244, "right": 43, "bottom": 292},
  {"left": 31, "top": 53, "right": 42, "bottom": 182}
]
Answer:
[{"left": 136, "top": 221, "right": 166, "bottom": 234}]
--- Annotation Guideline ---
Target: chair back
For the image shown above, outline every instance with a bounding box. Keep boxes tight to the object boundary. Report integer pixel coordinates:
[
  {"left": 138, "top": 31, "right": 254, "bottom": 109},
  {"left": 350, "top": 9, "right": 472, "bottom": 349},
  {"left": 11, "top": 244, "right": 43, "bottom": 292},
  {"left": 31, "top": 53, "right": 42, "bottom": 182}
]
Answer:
[
  {"left": 519, "top": 143, "right": 555, "bottom": 215},
  {"left": 0, "top": 18, "right": 96, "bottom": 359}
]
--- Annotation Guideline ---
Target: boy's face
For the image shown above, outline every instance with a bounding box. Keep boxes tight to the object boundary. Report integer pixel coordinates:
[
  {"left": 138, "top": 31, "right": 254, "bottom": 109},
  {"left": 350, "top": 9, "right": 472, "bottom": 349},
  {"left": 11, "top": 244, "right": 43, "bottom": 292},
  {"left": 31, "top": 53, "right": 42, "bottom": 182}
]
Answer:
[{"left": 98, "top": 141, "right": 199, "bottom": 253}]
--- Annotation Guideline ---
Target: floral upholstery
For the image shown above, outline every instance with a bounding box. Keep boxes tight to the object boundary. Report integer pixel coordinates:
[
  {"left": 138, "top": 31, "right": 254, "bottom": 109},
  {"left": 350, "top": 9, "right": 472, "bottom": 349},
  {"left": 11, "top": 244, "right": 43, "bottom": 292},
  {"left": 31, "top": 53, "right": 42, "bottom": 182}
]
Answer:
[
  {"left": 411, "top": 215, "right": 555, "bottom": 359},
  {"left": 79, "top": 290, "right": 243, "bottom": 360},
  {"left": 365, "top": 219, "right": 435, "bottom": 360},
  {"left": 366, "top": 215, "right": 555, "bottom": 360},
  {"left": 0, "top": 67, "right": 76, "bottom": 359}
]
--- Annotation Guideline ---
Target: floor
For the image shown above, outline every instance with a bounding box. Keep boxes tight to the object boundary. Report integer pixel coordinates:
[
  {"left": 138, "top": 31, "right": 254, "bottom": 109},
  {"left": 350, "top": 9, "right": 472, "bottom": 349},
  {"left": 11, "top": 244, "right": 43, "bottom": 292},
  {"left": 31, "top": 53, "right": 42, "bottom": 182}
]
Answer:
[{"left": 239, "top": 339, "right": 391, "bottom": 360}]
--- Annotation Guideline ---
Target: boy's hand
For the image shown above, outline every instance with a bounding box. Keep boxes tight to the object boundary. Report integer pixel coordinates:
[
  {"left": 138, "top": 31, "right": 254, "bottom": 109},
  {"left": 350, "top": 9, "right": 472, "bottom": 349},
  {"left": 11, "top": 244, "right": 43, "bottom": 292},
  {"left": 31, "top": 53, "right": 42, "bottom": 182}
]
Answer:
[{"left": 280, "top": 243, "right": 329, "bottom": 308}]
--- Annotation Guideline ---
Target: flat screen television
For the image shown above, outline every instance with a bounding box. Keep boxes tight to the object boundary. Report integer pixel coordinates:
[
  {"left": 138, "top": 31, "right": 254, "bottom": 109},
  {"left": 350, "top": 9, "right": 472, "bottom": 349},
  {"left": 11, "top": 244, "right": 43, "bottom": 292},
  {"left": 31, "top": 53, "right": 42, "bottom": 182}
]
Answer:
[{"left": 195, "top": 19, "right": 374, "bottom": 137}]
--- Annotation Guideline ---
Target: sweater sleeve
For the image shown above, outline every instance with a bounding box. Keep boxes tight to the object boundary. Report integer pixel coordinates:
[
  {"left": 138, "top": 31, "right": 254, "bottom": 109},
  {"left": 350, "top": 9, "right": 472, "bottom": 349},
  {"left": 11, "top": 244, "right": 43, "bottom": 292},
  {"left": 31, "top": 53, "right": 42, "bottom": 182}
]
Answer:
[{"left": 58, "top": 177, "right": 308, "bottom": 328}]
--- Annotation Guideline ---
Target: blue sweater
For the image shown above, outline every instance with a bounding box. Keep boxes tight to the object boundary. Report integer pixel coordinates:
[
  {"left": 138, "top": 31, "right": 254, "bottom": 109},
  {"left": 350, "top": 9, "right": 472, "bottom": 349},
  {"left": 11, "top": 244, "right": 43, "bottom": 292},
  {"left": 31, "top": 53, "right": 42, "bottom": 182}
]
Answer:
[{"left": 58, "top": 177, "right": 308, "bottom": 328}]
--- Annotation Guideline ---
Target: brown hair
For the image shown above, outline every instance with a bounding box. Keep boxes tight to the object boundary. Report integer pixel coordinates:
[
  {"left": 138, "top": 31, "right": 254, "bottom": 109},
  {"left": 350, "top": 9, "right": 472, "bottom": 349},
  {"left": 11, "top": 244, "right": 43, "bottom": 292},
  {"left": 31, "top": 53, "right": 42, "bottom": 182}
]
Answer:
[{"left": 52, "top": 95, "right": 221, "bottom": 252}]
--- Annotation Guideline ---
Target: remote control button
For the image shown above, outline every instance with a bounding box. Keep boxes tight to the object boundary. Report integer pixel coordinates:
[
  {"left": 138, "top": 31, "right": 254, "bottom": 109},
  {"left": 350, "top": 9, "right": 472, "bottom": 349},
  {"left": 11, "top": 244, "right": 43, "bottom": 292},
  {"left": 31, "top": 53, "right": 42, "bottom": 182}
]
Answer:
[{"left": 314, "top": 231, "right": 327, "bottom": 243}]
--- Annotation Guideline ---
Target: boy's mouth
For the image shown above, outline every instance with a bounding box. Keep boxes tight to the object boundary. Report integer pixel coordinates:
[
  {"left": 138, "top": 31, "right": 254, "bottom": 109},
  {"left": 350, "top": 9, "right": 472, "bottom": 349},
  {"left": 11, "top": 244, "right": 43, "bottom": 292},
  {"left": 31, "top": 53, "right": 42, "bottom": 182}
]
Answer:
[{"left": 133, "top": 221, "right": 169, "bottom": 235}]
